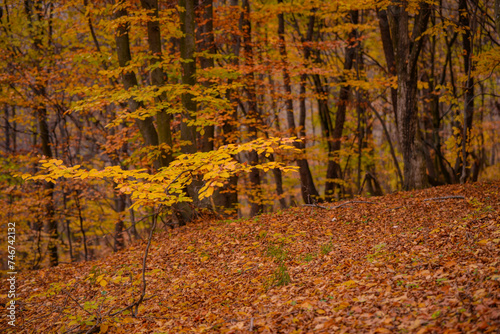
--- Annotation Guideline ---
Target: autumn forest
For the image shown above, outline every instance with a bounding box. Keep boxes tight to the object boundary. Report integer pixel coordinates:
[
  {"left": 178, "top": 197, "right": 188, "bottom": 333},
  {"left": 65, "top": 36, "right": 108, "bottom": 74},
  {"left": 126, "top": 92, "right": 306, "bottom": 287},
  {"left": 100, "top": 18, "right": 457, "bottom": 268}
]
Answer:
[{"left": 1, "top": 0, "right": 500, "bottom": 331}]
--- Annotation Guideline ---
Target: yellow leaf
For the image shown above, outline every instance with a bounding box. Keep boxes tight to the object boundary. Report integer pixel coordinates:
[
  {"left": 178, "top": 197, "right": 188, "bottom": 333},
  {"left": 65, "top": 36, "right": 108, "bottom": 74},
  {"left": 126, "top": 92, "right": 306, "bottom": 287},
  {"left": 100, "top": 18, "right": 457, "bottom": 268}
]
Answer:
[
  {"left": 99, "top": 279, "right": 108, "bottom": 287},
  {"left": 341, "top": 280, "right": 357, "bottom": 287},
  {"left": 300, "top": 301, "right": 313, "bottom": 309},
  {"left": 477, "top": 239, "right": 489, "bottom": 245},
  {"left": 99, "top": 324, "right": 109, "bottom": 333}
]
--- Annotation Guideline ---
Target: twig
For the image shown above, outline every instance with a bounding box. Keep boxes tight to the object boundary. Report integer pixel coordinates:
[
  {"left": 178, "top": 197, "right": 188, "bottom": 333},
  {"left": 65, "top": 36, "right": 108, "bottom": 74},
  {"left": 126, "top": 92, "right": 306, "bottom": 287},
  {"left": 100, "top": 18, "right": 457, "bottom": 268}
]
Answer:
[
  {"left": 303, "top": 203, "right": 330, "bottom": 210},
  {"left": 330, "top": 201, "right": 376, "bottom": 209},
  {"left": 303, "top": 201, "right": 376, "bottom": 210},
  {"left": 129, "top": 167, "right": 201, "bottom": 316},
  {"left": 423, "top": 196, "right": 465, "bottom": 202},
  {"left": 383, "top": 206, "right": 404, "bottom": 213},
  {"left": 133, "top": 213, "right": 157, "bottom": 316},
  {"left": 61, "top": 289, "right": 94, "bottom": 317}
]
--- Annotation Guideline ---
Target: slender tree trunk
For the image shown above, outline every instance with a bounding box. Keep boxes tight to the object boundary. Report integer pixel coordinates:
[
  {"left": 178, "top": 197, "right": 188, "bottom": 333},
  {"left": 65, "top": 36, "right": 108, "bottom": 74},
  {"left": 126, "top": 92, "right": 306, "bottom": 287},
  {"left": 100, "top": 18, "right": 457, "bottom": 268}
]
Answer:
[
  {"left": 25, "top": 0, "right": 58, "bottom": 266},
  {"left": 377, "top": 8, "right": 398, "bottom": 125},
  {"left": 213, "top": 0, "right": 241, "bottom": 215},
  {"left": 324, "top": 10, "right": 359, "bottom": 198},
  {"left": 277, "top": 0, "right": 319, "bottom": 204},
  {"left": 113, "top": 191, "right": 127, "bottom": 251},
  {"left": 198, "top": 0, "right": 216, "bottom": 152},
  {"left": 458, "top": 0, "right": 475, "bottom": 184},
  {"left": 62, "top": 192, "right": 74, "bottom": 262},
  {"left": 11, "top": 106, "right": 16, "bottom": 152},
  {"left": 4, "top": 106, "right": 10, "bottom": 152},
  {"left": 495, "top": 0, "right": 500, "bottom": 34},
  {"left": 242, "top": 0, "right": 263, "bottom": 216},
  {"left": 75, "top": 194, "right": 88, "bottom": 261},
  {"left": 179, "top": 0, "right": 197, "bottom": 155}
]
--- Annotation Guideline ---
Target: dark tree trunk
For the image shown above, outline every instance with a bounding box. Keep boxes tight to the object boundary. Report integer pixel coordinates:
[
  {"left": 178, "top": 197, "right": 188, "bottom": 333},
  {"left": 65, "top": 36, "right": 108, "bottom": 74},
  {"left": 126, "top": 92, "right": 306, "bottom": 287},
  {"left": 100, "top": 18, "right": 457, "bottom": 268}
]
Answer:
[
  {"left": 114, "top": 0, "right": 162, "bottom": 169},
  {"left": 277, "top": 0, "right": 319, "bottom": 204},
  {"left": 495, "top": 0, "right": 500, "bottom": 34},
  {"left": 388, "top": 1, "right": 430, "bottom": 190},
  {"left": 212, "top": 0, "right": 241, "bottom": 216},
  {"left": 113, "top": 192, "right": 127, "bottom": 252},
  {"left": 38, "top": 106, "right": 59, "bottom": 266},
  {"left": 140, "top": 0, "right": 173, "bottom": 166},
  {"left": 4, "top": 106, "right": 10, "bottom": 152},
  {"left": 198, "top": 0, "right": 216, "bottom": 153},
  {"left": 25, "top": 0, "right": 58, "bottom": 267},
  {"left": 242, "top": 0, "right": 263, "bottom": 216},
  {"left": 377, "top": 8, "right": 398, "bottom": 125},
  {"left": 458, "top": 0, "right": 475, "bottom": 184},
  {"left": 324, "top": 10, "right": 359, "bottom": 198},
  {"left": 179, "top": 0, "right": 197, "bottom": 156}
]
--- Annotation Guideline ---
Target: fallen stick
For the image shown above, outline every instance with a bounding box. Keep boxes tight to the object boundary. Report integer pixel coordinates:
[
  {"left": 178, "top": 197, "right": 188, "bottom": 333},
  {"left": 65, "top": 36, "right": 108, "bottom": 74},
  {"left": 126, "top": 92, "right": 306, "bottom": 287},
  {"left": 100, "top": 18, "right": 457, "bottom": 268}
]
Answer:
[
  {"left": 383, "top": 206, "right": 404, "bottom": 213},
  {"left": 303, "top": 201, "right": 376, "bottom": 210},
  {"left": 423, "top": 196, "right": 465, "bottom": 202},
  {"left": 330, "top": 201, "right": 376, "bottom": 209},
  {"left": 303, "top": 203, "right": 330, "bottom": 210}
]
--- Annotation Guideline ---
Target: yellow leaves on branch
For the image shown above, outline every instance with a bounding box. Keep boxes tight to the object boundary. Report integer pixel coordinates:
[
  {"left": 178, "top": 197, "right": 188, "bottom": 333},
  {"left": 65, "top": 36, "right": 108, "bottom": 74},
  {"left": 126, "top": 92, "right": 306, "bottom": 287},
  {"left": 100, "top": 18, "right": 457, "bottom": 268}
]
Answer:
[{"left": 22, "top": 137, "right": 300, "bottom": 210}]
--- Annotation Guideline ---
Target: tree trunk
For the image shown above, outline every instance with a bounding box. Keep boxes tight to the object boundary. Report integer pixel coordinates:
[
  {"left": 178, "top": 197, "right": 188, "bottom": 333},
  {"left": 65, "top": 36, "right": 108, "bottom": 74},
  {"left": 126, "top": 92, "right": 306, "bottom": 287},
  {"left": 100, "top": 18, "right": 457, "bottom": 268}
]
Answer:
[
  {"left": 377, "top": 8, "right": 398, "bottom": 125},
  {"left": 113, "top": 192, "right": 127, "bottom": 252},
  {"left": 388, "top": 1, "right": 430, "bottom": 190},
  {"left": 277, "top": 0, "right": 319, "bottom": 204},
  {"left": 496, "top": 0, "right": 500, "bottom": 34},
  {"left": 212, "top": 0, "right": 241, "bottom": 216},
  {"left": 140, "top": 0, "right": 173, "bottom": 167},
  {"left": 179, "top": 0, "right": 197, "bottom": 155},
  {"left": 114, "top": 0, "right": 162, "bottom": 169},
  {"left": 198, "top": 0, "right": 216, "bottom": 153},
  {"left": 458, "top": 0, "right": 474, "bottom": 184},
  {"left": 242, "top": 0, "right": 263, "bottom": 216},
  {"left": 25, "top": 0, "right": 58, "bottom": 267},
  {"left": 39, "top": 106, "right": 58, "bottom": 267},
  {"left": 324, "top": 10, "right": 359, "bottom": 198}
]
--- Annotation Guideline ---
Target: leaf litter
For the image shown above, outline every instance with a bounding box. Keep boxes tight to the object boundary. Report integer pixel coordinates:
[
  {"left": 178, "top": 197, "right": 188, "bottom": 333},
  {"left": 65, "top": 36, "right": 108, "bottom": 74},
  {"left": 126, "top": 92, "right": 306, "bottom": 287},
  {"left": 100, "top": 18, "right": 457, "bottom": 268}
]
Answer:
[{"left": 3, "top": 181, "right": 499, "bottom": 333}]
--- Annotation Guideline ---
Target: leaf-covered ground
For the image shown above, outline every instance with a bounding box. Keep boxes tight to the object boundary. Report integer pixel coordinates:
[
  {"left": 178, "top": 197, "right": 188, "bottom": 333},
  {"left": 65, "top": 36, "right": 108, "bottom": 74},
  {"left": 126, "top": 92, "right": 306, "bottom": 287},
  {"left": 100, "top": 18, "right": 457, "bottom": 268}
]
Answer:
[{"left": 3, "top": 181, "right": 500, "bottom": 333}]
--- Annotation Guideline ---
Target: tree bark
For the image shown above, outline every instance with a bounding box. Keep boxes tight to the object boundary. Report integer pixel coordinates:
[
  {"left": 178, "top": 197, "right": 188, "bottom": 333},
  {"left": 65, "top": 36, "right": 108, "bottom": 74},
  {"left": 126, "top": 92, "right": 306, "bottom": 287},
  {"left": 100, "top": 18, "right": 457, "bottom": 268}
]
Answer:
[
  {"left": 495, "top": 0, "right": 500, "bottom": 34},
  {"left": 388, "top": 1, "right": 430, "bottom": 190},
  {"left": 277, "top": 0, "right": 319, "bottom": 204},
  {"left": 140, "top": 0, "right": 173, "bottom": 166},
  {"left": 113, "top": 192, "right": 127, "bottom": 251},
  {"left": 458, "top": 0, "right": 474, "bottom": 184},
  {"left": 198, "top": 0, "right": 216, "bottom": 153},
  {"left": 114, "top": 0, "right": 162, "bottom": 169},
  {"left": 242, "top": 0, "right": 263, "bottom": 216},
  {"left": 324, "top": 10, "right": 359, "bottom": 198},
  {"left": 377, "top": 8, "right": 398, "bottom": 125},
  {"left": 25, "top": 0, "right": 58, "bottom": 267},
  {"left": 213, "top": 0, "right": 241, "bottom": 215},
  {"left": 179, "top": 0, "right": 197, "bottom": 155}
]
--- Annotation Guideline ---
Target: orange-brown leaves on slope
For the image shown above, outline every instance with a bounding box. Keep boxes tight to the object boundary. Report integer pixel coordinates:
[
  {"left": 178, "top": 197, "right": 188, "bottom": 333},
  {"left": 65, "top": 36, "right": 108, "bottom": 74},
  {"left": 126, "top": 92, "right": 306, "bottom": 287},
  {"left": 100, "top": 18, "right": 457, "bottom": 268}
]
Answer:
[{"left": 5, "top": 181, "right": 500, "bottom": 333}]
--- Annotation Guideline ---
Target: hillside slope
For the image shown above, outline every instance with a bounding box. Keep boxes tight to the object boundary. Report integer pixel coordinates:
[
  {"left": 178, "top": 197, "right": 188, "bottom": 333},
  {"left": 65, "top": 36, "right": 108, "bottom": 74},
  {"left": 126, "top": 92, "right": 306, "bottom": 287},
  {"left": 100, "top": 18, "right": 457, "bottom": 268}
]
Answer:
[{"left": 3, "top": 181, "right": 500, "bottom": 333}]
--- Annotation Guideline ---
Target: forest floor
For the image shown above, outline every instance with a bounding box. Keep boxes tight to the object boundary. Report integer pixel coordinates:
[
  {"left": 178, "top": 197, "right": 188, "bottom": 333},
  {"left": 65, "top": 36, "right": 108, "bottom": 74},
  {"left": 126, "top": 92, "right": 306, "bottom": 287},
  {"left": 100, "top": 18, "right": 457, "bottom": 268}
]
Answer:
[{"left": 3, "top": 181, "right": 500, "bottom": 333}]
